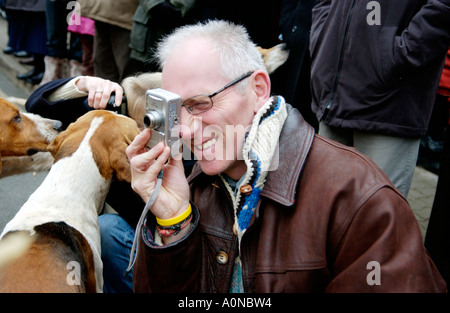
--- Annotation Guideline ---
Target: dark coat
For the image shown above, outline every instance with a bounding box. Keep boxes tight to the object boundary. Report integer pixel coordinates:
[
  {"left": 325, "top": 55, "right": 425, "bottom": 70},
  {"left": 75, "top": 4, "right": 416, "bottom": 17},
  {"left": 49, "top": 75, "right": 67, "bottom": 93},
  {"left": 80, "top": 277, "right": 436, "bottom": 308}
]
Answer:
[
  {"left": 129, "top": 0, "right": 195, "bottom": 69},
  {"left": 271, "top": 0, "right": 318, "bottom": 131},
  {"left": 25, "top": 77, "right": 92, "bottom": 129},
  {"left": 4, "top": 0, "right": 45, "bottom": 11},
  {"left": 310, "top": 0, "right": 450, "bottom": 137}
]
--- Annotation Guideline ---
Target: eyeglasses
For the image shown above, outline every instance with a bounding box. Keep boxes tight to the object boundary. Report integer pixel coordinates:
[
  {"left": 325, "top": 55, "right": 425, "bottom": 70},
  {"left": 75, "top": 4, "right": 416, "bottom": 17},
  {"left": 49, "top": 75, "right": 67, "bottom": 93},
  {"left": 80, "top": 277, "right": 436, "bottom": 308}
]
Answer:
[{"left": 182, "top": 71, "right": 254, "bottom": 115}]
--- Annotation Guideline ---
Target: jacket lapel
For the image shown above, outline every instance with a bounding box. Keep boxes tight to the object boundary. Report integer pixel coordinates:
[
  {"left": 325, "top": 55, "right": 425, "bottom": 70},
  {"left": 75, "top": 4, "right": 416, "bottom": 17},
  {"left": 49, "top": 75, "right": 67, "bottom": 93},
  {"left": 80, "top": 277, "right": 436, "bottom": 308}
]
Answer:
[{"left": 261, "top": 105, "right": 315, "bottom": 206}]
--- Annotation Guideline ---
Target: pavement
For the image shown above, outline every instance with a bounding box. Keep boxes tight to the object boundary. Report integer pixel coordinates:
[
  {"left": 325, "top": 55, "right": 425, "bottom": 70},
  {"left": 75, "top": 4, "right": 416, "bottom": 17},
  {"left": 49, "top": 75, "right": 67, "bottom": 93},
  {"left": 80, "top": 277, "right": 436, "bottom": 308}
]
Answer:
[
  {"left": 407, "top": 167, "right": 438, "bottom": 240},
  {"left": 0, "top": 15, "right": 439, "bottom": 241}
]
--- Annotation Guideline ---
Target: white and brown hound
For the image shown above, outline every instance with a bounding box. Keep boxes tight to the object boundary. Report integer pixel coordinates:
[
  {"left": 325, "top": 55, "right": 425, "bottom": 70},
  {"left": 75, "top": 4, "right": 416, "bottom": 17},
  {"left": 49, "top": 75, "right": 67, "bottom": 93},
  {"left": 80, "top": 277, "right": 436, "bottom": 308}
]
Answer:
[{"left": 0, "top": 110, "right": 140, "bottom": 292}]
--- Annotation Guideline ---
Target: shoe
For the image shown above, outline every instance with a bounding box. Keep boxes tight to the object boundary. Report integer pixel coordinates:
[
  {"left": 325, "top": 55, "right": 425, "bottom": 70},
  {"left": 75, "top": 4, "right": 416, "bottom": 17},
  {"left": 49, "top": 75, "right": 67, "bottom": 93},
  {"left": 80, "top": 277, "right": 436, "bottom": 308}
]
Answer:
[
  {"left": 69, "top": 59, "right": 83, "bottom": 77},
  {"left": 3, "top": 46, "right": 14, "bottom": 54},
  {"left": 25, "top": 72, "right": 44, "bottom": 85},
  {"left": 17, "top": 68, "right": 36, "bottom": 80},
  {"left": 39, "top": 56, "right": 68, "bottom": 86},
  {"left": 13, "top": 50, "right": 30, "bottom": 58}
]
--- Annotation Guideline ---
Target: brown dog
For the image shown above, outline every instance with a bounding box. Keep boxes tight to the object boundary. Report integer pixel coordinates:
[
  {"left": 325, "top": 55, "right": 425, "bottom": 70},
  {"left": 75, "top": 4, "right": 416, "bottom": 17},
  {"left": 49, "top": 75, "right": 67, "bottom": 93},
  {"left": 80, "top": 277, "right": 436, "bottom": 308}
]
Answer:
[
  {"left": 0, "top": 110, "right": 140, "bottom": 292},
  {"left": 257, "top": 43, "right": 289, "bottom": 75},
  {"left": 0, "top": 98, "right": 61, "bottom": 175}
]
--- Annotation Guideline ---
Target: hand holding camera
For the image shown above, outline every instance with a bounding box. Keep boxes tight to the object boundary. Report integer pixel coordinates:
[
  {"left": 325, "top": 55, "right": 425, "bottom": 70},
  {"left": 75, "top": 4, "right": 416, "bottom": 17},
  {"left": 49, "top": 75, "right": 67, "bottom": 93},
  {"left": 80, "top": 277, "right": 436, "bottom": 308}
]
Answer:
[
  {"left": 126, "top": 128, "right": 190, "bottom": 234},
  {"left": 126, "top": 88, "right": 190, "bottom": 242}
]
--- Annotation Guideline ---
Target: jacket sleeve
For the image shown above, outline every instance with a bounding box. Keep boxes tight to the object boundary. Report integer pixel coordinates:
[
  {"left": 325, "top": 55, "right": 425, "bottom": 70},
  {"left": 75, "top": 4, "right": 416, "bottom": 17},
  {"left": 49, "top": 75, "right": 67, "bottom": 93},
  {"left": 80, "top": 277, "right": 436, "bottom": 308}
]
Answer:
[
  {"left": 133, "top": 203, "right": 202, "bottom": 292},
  {"left": 25, "top": 77, "right": 93, "bottom": 129},
  {"left": 393, "top": 0, "right": 450, "bottom": 69},
  {"left": 326, "top": 187, "right": 447, "bottom": 292},
  {"left": 310, "top": 0, "right": 332, "bottom": 35},
  {"left": 309, "top": 0, "right": 332, "bottom": 56}
]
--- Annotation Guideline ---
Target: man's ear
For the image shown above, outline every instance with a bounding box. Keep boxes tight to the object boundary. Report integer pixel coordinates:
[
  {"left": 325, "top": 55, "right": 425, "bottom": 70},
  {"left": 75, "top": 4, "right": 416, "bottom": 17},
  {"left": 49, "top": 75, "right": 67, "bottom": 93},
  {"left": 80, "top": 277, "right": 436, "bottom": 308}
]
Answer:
[{"left": 251, "top": 70, "right": 271, "bottom": 113}]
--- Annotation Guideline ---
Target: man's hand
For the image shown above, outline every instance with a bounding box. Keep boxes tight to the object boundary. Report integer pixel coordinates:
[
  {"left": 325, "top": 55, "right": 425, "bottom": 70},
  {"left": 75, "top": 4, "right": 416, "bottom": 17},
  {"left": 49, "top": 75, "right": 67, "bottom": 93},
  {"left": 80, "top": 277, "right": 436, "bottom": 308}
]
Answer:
[{"left": 126, "top": 129, "right": 190, "bottom": 222}]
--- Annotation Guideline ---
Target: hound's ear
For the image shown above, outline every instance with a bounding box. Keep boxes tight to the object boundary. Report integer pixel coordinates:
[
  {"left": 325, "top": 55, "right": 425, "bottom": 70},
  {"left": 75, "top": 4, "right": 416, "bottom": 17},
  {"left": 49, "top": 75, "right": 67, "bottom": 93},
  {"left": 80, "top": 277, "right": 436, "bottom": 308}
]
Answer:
[
  {"left": 111, "top": 123, "right": 139, "bottom": 182},
  {"left": 110, "top": 142, "right": 132, "bottom": 182},
  {"left": 47, "top": 135, "right": 62, "bottom": 161},
  {"left": 46, "top": 124, "right": 77, "bottom": 162}
]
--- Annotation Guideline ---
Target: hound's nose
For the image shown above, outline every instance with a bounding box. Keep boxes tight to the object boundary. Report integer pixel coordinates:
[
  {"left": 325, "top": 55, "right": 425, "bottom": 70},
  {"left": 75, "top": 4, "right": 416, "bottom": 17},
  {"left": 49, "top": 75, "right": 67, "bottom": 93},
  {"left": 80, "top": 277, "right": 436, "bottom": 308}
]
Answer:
[{"left": 53, "top": 120, "right": 63, "bottom": 131}]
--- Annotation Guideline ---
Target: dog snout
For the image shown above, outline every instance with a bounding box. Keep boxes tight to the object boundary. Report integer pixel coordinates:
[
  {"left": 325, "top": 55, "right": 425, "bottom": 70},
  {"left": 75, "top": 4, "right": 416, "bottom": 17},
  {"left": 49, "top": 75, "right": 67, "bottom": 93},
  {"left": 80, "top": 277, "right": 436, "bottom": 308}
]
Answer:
[
  {"left": 277, "top": 43, "right": 287, "bottom": 51},
  {"left": 53, "top": 120, "right": 63, "bottom": 132},
  {"left": 27, "top": 148, "right": 39, "bottom": 156}
]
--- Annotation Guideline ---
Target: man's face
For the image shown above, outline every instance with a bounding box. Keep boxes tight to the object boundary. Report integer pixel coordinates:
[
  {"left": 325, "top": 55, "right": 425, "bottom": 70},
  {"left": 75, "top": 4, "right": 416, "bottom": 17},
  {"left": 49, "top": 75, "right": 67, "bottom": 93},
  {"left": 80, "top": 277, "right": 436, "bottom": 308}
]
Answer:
[{"left": 161, "top": 39, "right": 258, "bottom": 179}]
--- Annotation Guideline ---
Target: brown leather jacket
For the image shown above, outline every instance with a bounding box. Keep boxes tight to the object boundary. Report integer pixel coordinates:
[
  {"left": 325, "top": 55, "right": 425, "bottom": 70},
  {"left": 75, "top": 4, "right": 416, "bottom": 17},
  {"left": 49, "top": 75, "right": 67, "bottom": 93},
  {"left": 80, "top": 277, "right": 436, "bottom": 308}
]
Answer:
[{"left": 134, "top": 104, "right": 446, "bottom": 293}]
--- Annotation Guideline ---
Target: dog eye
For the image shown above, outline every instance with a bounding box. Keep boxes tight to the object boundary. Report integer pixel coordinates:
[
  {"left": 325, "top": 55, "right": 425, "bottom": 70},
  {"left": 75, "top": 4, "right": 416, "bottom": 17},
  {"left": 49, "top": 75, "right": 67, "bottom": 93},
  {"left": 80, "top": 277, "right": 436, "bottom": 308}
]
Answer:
[{"left": 12, "top": 113, "right": 22, "bottom": 123}]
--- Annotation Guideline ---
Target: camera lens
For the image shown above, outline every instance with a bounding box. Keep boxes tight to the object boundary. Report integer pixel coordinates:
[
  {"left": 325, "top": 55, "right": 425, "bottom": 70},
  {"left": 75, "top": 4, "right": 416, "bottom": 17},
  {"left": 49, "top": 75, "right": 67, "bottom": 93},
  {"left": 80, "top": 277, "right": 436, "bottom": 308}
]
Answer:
[{"left": 144, "top": 111, "right": 163, "bottom": 129}]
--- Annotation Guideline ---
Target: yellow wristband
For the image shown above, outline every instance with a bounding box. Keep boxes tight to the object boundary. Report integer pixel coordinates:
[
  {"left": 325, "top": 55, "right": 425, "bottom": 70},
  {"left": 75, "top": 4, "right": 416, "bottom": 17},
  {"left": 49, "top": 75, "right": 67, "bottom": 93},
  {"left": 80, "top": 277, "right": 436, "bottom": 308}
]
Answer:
[{"left": 156, "top": 203, "right": 192, "bottom": 227}]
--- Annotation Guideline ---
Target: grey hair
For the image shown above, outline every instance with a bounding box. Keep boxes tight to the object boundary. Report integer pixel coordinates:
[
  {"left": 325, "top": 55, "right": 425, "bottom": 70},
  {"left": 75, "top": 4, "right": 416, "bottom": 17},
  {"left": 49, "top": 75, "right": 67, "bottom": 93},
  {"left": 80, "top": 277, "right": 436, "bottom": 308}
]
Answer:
[{"left": 155, "top": 20, "right": 266, "bottom": 93}]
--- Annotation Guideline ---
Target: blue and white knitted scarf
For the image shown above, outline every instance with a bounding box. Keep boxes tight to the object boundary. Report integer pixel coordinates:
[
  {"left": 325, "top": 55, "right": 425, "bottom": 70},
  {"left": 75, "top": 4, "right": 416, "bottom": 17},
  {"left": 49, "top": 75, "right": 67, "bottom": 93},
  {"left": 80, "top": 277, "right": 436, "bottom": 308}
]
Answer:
[{"left": 220, "top": 96, "right": 287, "bottom": 292}]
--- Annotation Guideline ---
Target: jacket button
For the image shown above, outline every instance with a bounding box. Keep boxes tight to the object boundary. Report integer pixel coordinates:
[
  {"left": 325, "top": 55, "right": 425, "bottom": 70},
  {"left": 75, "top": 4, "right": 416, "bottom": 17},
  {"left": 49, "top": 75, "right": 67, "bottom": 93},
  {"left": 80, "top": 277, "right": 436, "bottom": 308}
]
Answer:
[
  {"left": 240, "top": 184, "right": 252, "bottom": 195},
  {"left": 216, "top": 251, "right": 229, "bottom": 265}
]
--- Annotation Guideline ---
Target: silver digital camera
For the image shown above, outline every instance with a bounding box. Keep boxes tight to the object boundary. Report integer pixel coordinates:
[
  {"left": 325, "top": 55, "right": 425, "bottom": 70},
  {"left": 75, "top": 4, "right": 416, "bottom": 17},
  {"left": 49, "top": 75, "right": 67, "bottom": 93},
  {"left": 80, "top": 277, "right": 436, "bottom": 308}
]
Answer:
[{"left": 144, "top": 88, "right": 182, "bottom": 157}]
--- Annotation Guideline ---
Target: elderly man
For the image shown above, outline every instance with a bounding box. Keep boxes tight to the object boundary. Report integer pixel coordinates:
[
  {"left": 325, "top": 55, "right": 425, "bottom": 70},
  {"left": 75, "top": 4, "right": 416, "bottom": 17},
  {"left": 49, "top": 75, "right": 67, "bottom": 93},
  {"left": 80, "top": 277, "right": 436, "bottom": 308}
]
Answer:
[{"left": 126, "top": 20, "right": 445, "bottom": 292}]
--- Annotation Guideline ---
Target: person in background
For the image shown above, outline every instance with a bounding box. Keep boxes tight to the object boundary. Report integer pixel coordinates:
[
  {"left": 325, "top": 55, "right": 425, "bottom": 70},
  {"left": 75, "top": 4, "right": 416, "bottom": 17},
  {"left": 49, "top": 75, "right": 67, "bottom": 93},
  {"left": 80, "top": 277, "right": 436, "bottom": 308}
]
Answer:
[
  {"left": 5, "top": 0, "right": 47, "bottom": 85},
  {"left": 129, "top": 0, "right": 196, "bottom": 72},
  {"left": 425, "top": 47, "right": 450, "bottom": 287},
  {"left": 77, "top": 0, "right": 142, "bottom": 83},
  {"left": 67, "top": 10, "right": 95, "bottom": 77},
  {"left": 417, "top": 47, "right": 450, "bottom": 174},
  {"left": 310, "top": 0, "right": 450, "bottom": 197},
  {"left": 39, "top": 0, "right": 83, "bottom": 86},
  {"left": 270, "top": 0, "right": 318, "bottom": 132}
]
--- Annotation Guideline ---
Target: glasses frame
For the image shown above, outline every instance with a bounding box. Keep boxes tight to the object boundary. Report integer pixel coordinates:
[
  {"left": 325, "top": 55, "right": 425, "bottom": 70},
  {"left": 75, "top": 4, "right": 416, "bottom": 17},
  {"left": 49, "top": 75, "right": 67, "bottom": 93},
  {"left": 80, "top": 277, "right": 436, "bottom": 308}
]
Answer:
[{"left": 182, "top": 71, "right": 254, "bottom": 115}]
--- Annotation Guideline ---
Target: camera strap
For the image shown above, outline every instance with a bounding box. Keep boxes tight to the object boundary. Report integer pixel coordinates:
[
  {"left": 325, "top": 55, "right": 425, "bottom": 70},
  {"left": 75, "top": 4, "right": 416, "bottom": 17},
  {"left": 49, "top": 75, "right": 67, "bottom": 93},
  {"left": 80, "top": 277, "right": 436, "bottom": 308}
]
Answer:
[{"left": 124, "top": 169, "right": 164, "bottom": 276}]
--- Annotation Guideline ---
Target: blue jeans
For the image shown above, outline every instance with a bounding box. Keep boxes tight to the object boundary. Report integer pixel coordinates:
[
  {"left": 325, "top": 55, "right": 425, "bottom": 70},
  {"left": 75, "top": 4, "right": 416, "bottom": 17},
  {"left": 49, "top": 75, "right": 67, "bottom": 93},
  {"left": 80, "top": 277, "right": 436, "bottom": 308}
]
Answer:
[{"left": 99, "top": 214, "right": 135, "bottom": 293}]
